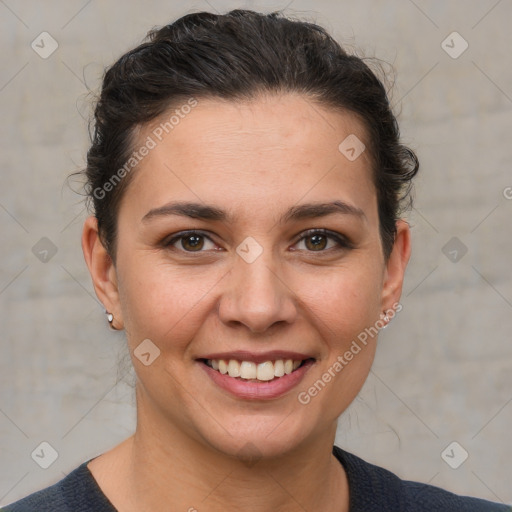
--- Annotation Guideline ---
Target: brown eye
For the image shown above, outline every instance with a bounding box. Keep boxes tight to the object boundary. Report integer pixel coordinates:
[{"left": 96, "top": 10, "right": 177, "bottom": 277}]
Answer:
[
  {"left": 294, "top": 229, "right": 352, "bottom": 252},
  {"left": 305, "top": 233, "right": 328, "bottom": 251},
  {"left": 180, "top": 234, "right": 204, "bottom": 251},
  {"left": 164, "top": 231, "right": 217, "bottom": 252}
]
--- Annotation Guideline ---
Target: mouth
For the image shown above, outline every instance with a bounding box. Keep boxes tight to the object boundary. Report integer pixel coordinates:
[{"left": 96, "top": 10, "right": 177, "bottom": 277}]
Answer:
[
  {"left": 196, "top": 352, "right": 316, "bottom": 400},
  {"left": 199, "top": 357, "right": 314, "bottom": 383}
]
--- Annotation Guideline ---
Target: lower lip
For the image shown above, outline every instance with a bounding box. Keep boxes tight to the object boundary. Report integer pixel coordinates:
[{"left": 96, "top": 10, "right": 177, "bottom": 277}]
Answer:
[{"left": 198, "top": 360, "right": 315, "bottom": 400}]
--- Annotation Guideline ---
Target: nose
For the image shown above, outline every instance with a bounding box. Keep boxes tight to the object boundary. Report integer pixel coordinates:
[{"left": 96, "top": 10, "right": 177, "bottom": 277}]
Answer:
[{"left": 217, "top": 250, "right": 298, "bottom": 334}]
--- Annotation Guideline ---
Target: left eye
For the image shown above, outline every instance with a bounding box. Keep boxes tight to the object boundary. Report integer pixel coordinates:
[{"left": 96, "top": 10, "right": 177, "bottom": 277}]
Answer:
[{"left": 294, "top": 229, "right": 348, "bottom": 252}]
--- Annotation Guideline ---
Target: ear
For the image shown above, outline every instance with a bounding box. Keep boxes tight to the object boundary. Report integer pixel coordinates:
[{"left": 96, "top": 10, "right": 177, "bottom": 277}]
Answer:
[
  {"left": 81, "top": 215, "right": 123, "bottom": 329},
  {"left": 380, "top": 219, "right": 411, "bottom": 312}
]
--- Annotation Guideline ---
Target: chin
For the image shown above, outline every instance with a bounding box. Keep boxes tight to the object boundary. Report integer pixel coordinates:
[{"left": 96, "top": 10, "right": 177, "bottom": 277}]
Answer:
[{"left": 191, "top": 409, "right": 319, "bottom": 463}]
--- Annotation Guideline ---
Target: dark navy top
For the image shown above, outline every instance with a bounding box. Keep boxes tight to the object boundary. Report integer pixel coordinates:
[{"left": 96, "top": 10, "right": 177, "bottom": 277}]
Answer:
[{"left": 2, "top": 445, "right": 510, "bottom": 511}]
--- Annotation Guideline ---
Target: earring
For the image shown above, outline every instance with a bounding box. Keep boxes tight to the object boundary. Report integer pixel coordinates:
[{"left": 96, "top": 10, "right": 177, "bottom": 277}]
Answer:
[
  {"left": 380, "top": 312, "right": 390, "bottom": 329},
  {"left": 105, "top": 310, "right": 118, "bottom": 330}
]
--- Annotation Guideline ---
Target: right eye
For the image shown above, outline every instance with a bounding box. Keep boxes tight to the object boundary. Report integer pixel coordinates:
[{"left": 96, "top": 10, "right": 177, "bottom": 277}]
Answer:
[{"left": 163, "top": 230, "right": 219, "bottom": 252}]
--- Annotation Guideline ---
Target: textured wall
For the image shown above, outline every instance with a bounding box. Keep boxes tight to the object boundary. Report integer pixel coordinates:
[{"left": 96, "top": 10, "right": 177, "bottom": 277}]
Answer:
[{"left": 1, "top": 0, "right": 511, "bottom": 507}]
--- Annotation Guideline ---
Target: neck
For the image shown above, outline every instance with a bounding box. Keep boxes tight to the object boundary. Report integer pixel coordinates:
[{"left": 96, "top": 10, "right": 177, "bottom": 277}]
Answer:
[{"left": 119, "top": 398, "right": 350, "bottom": 511}]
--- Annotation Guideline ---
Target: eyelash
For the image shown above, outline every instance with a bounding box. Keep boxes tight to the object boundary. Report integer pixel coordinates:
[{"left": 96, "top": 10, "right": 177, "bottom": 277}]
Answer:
[{"left": 162, "top": 229, "right": 353, "bottom": 254}]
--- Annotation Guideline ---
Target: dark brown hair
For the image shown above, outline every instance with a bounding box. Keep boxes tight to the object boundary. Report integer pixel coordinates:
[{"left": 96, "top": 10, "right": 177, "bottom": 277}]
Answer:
[{"left": 79, "top": 9, "right": 418, "bottom": 261}]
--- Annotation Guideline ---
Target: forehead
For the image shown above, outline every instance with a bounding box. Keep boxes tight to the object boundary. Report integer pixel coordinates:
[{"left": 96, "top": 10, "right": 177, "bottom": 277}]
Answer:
[{"left": 118, "top": 93, "right": 376, "bottom": 224}]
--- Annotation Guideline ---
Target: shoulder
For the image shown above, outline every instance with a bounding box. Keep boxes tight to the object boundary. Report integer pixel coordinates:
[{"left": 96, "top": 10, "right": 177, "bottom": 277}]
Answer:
[
  {"left": 1, "top": 477, "right": 66, "bottom": 512},
  {"left": 333, "top": 445, "right": 511, "bottom": 512},
  {"left": 401, "top": 479, "right": 510, "bottom": 511},
  {"left": 1, "top": 459, "right": 116, "bottom": 512}
]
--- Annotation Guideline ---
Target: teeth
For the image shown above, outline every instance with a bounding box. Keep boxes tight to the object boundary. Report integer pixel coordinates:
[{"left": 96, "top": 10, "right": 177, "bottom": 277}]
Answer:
[
  {"left": 257, "top": 361, "right": 275, "bottom": 381},
  {"left": 218, "top": 359, "right": 228, "bottom": 374},
  {"left": 207, "top": 358, "right": 305, "bottom": 381},
  {"left": 240, "top": 361, "right": 257, "bottom": 379},
  {"left": 227, "top": 359, "right": 241, "bottom": 378},
  {"left": 274, "top": 359, "right": 285, "bottom": 377}
]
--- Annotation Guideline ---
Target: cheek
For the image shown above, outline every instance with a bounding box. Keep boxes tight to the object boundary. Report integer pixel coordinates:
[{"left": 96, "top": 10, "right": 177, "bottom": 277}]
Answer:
[
  {"left": 298, "top": 262, "right": 383, "bottom": 342},
  {"left": 117, "top": 258, "right": 221, "bottom": 350},
  {"left": 295, "top": 270, "right": 381, "bottom": 422}
]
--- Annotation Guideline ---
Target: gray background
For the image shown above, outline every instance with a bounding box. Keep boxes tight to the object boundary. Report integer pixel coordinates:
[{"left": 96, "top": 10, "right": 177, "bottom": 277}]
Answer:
[{"left": 1, "top": 0, "right": 511, "bottom": 507}]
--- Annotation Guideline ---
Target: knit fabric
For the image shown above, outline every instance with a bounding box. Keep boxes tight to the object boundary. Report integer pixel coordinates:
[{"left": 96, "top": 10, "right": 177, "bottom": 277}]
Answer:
[{"left": 2, "top": 446, "right": 509, "bottom": 511}]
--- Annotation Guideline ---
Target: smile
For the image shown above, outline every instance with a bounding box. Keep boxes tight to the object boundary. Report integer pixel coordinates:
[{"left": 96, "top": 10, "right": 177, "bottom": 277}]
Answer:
[
  {"left": 204, "top": 358, "right": 308, "bottom": 382},
  {"left": 197, "top": 352, "right": 316, "bottom": 400}
]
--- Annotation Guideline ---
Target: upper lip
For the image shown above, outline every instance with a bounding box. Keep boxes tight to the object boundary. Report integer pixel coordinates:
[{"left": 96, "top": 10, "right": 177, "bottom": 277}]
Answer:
[{"left": 197, "top": 350, "right": 315, "bottom": 364}]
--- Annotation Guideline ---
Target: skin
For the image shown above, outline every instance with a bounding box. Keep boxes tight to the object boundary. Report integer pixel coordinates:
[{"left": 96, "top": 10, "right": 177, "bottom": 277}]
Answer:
[{"left": 82, "top": 93, "right": 411, "bottom": 512}]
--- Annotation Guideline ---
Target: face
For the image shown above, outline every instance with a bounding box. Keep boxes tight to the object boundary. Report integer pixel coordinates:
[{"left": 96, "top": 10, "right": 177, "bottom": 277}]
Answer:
[{"left": 83, "top": 93, "right": 410, "bottom": 460}]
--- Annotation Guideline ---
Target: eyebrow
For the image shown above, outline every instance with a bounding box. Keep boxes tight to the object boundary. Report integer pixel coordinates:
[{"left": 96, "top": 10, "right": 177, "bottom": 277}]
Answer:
[{"left": 141, "top": 200, "right": 366, "bottom": 224}]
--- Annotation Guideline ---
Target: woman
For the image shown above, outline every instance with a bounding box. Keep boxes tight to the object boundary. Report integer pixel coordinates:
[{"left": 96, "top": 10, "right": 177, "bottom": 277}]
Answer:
[{"left": 3, "top": 9, "right": 509, "bottom": 512}]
